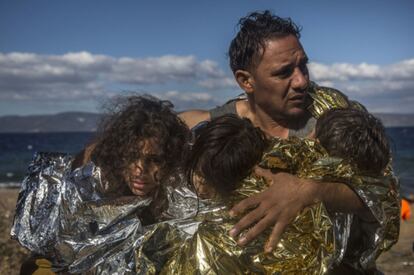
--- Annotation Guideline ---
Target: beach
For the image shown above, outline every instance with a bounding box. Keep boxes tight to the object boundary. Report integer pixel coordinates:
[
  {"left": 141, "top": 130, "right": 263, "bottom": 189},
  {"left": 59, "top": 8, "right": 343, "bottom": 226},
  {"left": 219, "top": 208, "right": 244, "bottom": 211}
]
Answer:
[
  {"left": 1, "top": 188, "right": 413, "bottom": 275},
  {"left": 0, "top": 189, "right": 30, "bottom": 275}
]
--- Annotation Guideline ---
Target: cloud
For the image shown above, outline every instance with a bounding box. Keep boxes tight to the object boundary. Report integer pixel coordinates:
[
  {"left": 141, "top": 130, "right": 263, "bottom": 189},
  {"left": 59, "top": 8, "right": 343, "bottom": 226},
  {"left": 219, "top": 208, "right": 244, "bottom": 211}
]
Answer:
[
  {"left": 0, "top": 52, "right": 111, "bottom": 101},
  {"left": 309, "top": 59, "right": 414, "bottom": 81},
  {"left": 309, "top": 62, "right": 381, "bottom": 81},
  {"left": 153, "top": 90, "right": 222, "bottom": 111},
  {"left": 198, "top": 77, "right": 237, "bottom": 89},
  {"left": 113, "top": 55, "right": 195, "bottom": 84},
  {"left": 1, "top": 51, "right": 413, "bottom": 113},
  {"left": 0, "top": 51, "right": 231, "bottom": 102},
  {"left": 308, "top": 59, "right": 414, "bottom": 112}
]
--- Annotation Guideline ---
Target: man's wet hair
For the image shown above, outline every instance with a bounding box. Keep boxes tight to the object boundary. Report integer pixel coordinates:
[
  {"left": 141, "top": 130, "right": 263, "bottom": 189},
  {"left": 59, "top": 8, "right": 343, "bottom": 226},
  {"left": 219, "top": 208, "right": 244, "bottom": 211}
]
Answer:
[
  {"left": 228, "top": 10, "right": 301, "bottom": 73},
  {"left": 315, "top": 109, "right": 391, "bottom": 175},
  {"left": 187, "top": 114, "right": 268, "bottom": 195}
]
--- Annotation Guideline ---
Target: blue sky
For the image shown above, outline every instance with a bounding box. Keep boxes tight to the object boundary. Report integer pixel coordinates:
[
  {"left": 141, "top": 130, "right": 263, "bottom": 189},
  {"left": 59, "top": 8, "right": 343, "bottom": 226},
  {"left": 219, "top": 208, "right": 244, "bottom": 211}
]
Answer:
[{"left": 1, "top": 0, "right": 413, "bottom": 115}]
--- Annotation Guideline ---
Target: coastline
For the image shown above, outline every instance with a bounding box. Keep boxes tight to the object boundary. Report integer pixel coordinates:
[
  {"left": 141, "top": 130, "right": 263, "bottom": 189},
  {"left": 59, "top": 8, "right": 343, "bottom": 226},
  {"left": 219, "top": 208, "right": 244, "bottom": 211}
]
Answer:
[{"left": 1, "top": 188, "right": 413, "bottom": 274}]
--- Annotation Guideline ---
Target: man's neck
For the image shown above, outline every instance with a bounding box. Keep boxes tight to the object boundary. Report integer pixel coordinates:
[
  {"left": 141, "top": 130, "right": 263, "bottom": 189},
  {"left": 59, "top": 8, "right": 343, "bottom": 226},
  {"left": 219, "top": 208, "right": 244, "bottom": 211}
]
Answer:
[{"left": 235, "top": 100, "right": 289, "bottom": 138}]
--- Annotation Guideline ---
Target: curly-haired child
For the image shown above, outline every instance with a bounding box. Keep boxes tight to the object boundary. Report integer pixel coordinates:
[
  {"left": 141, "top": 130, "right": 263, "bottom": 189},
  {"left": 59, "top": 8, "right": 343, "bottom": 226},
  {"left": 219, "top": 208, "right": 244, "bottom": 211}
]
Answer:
[{"left": 89, "top": 95, "right": 190, "bottom": 199}]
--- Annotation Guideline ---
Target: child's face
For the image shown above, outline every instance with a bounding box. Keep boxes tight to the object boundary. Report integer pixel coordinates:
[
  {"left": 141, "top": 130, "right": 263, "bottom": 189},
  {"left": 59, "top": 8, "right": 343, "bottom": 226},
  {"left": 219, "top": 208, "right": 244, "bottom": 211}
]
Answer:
[
  {"left": 123, "top": 139, "right": 162, "bottom": 197},
  {"left": 192, "top": 172, "right": 216, "bottom": 199}
]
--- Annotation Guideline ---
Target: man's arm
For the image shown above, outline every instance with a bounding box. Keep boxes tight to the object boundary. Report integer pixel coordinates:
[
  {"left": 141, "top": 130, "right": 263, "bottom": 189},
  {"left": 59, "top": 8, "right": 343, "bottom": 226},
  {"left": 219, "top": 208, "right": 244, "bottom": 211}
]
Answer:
[
  {"left": 229, "top": 168, "right": 373, "bottom": 252},
  {"left": 178, "top": 110, "right": 211, "bottom": 129}
]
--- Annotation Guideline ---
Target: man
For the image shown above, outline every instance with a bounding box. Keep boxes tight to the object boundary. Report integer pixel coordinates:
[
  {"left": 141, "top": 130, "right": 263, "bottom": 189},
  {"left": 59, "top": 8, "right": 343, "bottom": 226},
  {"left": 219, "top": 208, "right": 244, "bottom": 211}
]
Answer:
[{"left": 179, "top": 11, "right": 399, "bottom": 273}]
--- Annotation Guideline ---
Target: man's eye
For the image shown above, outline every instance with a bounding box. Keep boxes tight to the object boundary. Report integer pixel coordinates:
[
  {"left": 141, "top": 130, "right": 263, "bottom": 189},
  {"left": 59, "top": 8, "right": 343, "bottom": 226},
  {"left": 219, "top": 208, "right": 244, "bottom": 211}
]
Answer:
[
  {"left": 275, "top": 67, "right": 294, "bottom": 79},
  {"left": 299, "top": 62, "right": 309, "bottom": 75}
]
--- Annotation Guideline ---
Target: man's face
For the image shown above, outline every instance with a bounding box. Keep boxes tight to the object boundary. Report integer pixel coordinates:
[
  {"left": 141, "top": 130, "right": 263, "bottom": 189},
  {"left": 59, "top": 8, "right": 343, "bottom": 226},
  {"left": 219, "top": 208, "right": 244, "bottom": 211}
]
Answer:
[{"left": 249, "top": 35, "right": 310, "bottom": 122}]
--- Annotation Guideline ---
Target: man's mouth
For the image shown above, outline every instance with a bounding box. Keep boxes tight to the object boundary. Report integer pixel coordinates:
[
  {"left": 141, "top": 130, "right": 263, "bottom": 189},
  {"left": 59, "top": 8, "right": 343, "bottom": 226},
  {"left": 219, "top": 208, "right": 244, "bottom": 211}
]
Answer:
[{"left": 289, "top": 94, "right": 306, "bottom": 103}]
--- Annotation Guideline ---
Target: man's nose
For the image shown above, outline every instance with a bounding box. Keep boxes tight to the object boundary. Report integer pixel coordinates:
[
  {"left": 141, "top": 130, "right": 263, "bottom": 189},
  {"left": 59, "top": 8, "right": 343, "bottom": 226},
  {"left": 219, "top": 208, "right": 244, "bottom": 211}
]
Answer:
[{"left": 291, "top": 67, "right": 309, "bottom": 90}]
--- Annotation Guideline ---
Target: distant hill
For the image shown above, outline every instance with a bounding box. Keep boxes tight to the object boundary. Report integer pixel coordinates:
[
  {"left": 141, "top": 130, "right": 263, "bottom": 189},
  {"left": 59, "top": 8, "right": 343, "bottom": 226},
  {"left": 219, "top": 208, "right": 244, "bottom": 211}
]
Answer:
[
  {"left": 374, "top": 113, "right": 414, "bottom": 127},
  {"left": 0, "top": 112, "right": 101, "bottom": 133},
  {"left": 0, "top": 112, "right": 413, "bottom": 133}
]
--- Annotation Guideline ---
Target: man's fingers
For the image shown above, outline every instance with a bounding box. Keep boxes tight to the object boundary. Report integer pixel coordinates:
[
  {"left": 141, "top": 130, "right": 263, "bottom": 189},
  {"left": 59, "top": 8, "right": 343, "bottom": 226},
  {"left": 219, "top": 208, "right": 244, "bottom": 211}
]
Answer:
[
  {"left": 229, "top": 205, "right": 265, "bottom": 238},
  {"left": 253, "top": 166, "right": 273, "bottom": 179},
  {"left": 264, "top": 222, "right": 286, "bottom": 253},
  {"left": 229, "top": 194, "right": 260, "bottom": 217},
  {"left": 237, "top": 215, "right": 275, "bottom": 246}
]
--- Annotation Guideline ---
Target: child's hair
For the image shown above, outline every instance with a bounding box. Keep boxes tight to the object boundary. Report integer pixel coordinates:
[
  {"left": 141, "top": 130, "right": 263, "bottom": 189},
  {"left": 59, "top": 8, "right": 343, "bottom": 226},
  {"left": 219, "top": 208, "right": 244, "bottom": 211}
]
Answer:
[
  {"left": 315, "top": 108, "right": 390, "bottom": 175},
  {"left": 91, "top": 95, "right": 190, "bottom": 196},
  {"left": 187, "top": 114, "right": 268, "bottom": 195}
]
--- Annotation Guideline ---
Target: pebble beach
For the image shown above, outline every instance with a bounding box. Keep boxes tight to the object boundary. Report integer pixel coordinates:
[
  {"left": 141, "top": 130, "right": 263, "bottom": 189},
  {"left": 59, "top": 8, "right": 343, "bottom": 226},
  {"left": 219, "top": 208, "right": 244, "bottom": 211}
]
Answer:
[{"left": 1, "top": 188, "right": 413, "bottom": 275}]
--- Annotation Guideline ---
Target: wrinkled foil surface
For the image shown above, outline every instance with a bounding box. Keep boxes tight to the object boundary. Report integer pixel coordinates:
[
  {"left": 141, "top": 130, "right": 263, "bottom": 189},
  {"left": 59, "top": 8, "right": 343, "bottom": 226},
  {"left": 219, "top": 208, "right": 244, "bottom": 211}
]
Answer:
[
  {"left": 137, "top": 135, "right": 398, "bottom": 274},
  {"left": 140, "top": 169, "right": 335, "bottom": 274},
  {"left": 11, "top": 152, "right": 201, "bottom": 274},
  {"left": 11, "top": 84, "right": 400, "bottom": 274},
  {"left": 11, "top": 146, "right": 336, "bottom": 275},
  {"left": 308, "top": 84, "right": 400, "bottom": 271}
]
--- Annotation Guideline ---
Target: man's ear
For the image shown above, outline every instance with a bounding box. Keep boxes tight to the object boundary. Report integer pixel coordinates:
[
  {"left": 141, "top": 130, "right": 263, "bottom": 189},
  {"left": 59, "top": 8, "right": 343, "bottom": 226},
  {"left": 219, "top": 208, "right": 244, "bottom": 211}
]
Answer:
[{"left": 235, "top": 70, "right": 254, "bottom": 94}]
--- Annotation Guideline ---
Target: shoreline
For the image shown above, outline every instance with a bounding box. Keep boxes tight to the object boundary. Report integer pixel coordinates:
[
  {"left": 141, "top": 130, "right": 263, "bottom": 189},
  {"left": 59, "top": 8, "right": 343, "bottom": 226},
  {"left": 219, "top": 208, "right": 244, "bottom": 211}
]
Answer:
[
  {"left": 0, "top": 183, "right": 22, "bottom": 189},
  {"left": 1, "top": 188, "right": 413, "bottom": 274}
]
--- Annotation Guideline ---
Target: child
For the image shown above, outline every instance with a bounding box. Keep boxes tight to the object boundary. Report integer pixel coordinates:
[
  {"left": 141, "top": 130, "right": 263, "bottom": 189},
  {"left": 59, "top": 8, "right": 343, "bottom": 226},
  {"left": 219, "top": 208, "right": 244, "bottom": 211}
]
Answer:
[
  {"left": 12, "top": 95, "right": 191, "bottom": 273},
  {"left": 159, "top": 109, "right": 391, "bottom": 274},
  {"left": 89, "top": 95, "right": 190, "bottom": 199},
  {"left": 314, "top": 108, "right": 390, "bottom": 175},
  {"left": 192, "top": 109, "right": 390, "bottom": 199}
]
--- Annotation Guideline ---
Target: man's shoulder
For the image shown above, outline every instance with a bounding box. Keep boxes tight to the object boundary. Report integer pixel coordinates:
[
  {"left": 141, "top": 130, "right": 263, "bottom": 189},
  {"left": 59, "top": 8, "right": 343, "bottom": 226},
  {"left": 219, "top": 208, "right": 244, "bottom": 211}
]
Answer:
[
  {"left": 178, "top": 95, "right": 245, "bottom": 128},
  {"left": 178, "top": 110, "right": 211, "bottom": 129},
  {"left": 307, "top": 82, "right": 367, "bottom": 118}
]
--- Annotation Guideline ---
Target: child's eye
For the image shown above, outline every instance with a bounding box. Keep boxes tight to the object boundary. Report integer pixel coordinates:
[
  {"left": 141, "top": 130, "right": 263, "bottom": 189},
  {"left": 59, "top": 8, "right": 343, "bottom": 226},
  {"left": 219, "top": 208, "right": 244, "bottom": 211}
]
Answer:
[{"left": 144, "top": 155, "right": 162, "bottom": 164}]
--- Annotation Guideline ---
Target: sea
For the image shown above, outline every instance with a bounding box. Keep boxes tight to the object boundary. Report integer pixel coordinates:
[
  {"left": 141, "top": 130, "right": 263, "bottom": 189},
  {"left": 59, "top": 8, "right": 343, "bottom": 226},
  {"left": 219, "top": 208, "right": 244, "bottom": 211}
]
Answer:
[{"left": 1, "top": 128, "right": 414, "bottom": 196}]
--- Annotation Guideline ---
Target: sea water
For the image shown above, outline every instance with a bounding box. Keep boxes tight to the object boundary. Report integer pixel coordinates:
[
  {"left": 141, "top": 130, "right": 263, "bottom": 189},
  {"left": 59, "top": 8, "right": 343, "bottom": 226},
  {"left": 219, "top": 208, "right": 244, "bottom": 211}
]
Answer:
[
  {"left": 0, "top": 128, "right": 413, "bottom": 195},
  {"left": 0, "top": 132, "right": 95, "bottom": 186}
]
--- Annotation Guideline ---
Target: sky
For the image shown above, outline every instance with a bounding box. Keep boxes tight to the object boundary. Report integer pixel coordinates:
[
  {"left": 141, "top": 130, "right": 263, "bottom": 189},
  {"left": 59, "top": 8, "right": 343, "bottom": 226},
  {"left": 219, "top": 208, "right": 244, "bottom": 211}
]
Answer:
[{"left": 0, "top": 0, "right": 413, "bottom": 116}]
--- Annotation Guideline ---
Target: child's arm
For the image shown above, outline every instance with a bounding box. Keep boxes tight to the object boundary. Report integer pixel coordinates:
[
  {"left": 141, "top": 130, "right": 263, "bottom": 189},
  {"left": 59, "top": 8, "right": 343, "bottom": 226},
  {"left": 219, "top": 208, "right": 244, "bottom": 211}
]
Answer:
[{"left": 71, "top": 142, "right": 96, "bottom": 170}]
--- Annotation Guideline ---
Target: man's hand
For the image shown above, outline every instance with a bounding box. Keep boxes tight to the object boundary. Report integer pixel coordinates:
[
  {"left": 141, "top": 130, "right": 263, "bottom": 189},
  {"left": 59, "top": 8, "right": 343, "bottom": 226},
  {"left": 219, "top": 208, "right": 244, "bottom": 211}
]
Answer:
[{"left": 229, "top": 168, "right": 319, "bottom": 252}]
